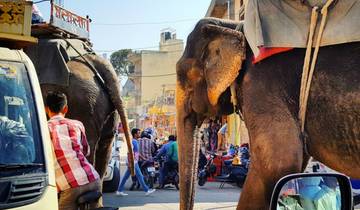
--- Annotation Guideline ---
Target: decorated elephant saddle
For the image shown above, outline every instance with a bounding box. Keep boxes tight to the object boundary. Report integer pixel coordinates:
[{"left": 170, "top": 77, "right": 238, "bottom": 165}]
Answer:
[
  {"left": 244, "top": 0, "right": 360, "bottom": 57},
  {"left": 25, "top": 39, "right": 94, "bottom": 86}
]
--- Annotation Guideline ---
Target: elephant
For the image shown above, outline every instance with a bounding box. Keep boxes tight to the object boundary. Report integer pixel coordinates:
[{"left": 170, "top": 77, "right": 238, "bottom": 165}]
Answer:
[
  {"left": 26, "top": 41, "right": 135, "bottom": 181},
  {"left": 176, "top": 17, "right": 360, "bottom": 210}
]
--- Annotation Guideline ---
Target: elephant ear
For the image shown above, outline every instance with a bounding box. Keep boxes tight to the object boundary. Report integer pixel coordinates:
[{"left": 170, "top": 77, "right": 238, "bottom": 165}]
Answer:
[{"left": 201, "top": 24, "right": 246, "bottom": 106}]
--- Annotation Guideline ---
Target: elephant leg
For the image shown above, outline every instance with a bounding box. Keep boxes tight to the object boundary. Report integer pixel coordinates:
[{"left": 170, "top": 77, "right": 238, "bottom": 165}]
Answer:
[
  {"left": 237, "top": 109, "right": 304, "bottom": 210},
  {"left": 95, "top": 111, "right": 118, "bottom": 178},
  {"left": 76, "top": 116, "right": 100, "bottom": 165}
]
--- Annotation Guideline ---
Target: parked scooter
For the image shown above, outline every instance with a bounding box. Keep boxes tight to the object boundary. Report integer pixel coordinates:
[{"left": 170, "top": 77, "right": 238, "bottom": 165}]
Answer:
[
  {"left": 215, "top": 162, "right": 248, "bottom": 188},
  {"left": 198, "top": 146, "right": 250, "bottom": 188},
  {"left": 198, "top": 150, "right": 217, "bottom": 186},
  {"left": 215, "top": 146, "right": 249, "bottom": 188}
]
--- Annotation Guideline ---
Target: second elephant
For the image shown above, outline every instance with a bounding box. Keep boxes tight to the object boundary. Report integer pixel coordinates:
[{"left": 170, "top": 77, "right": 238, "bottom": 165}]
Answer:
[{"left": 26, "top": 39, "right": 134, "bottom": 180}]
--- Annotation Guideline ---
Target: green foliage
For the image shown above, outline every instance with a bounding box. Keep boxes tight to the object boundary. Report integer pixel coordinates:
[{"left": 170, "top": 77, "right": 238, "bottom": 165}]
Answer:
[{"left": 110, "top": 49, "right": 133, "bottom": 76}]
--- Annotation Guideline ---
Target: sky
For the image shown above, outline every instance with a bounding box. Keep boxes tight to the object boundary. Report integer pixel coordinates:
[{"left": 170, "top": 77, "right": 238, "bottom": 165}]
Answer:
[{"left": 36, "top": 0, "right": 211, "bottom": 56}]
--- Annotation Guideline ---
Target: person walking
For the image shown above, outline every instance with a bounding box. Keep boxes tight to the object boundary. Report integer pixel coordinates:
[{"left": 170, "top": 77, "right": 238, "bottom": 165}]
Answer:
[
  {"left": 45, "top": 91, "right": 102, "bottom": 210},
  {"left": 116, "top": 128, "right": 156, "bottom": 196}
]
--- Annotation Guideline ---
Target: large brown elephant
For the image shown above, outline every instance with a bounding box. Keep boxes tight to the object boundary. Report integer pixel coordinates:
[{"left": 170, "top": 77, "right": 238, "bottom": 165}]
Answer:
[
  {"left": 176, "top": 18, "right": 360, "bottom": 210},
  {"left": 26, "top": 40, "right": 134, "bottom": 180}
]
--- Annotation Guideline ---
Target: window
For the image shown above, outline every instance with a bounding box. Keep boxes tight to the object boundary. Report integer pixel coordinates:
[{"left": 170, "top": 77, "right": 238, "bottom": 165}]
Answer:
[{"left": 0, "top": 61, "right": 43, "bottom": 165}]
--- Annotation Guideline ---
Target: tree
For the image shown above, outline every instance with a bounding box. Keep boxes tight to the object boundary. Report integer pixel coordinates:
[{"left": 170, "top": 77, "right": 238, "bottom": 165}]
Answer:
[{"left": 110, "top": 49, "right": 133, "bottom": 76}]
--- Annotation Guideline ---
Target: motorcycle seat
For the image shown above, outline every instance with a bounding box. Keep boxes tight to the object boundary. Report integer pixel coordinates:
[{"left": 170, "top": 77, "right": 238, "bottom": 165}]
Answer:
[{"left": 77, "top": 190, "right": 102, "bottom": 205}]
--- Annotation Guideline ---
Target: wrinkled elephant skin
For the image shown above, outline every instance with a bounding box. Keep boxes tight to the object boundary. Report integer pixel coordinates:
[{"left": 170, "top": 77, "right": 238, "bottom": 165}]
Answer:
[
  {"left": 176, "top": 18, "right": 360, "bottom": 210},
  {"left": 39, "top": 54, "right": 134, "bottom": 180}
]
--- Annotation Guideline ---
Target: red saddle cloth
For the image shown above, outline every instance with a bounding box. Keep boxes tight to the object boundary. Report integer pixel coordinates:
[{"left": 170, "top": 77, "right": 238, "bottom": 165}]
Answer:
[{"left": 253, "top": 47, "right": 293, "bottom": 64}]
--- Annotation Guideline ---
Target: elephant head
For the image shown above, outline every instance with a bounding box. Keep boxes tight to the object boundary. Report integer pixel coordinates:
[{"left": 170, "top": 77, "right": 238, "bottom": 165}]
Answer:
[{"left": 176, "top": 18, "right": 246, "bottom": 210}]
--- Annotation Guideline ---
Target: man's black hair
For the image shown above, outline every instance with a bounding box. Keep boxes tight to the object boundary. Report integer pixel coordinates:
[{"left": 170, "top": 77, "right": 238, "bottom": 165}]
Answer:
[
  {"left": 131, "top": 128, "right": 140, "bottom": 137},
  {"left": 168, "top": 135, "right": 176, "bottom": 141},
  {"left": 45, "top": 91, "right": 67, "bottom": 113}
]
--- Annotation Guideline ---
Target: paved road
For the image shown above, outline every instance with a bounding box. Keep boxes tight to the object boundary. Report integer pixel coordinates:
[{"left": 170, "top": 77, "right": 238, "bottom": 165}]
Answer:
[
  {"left": 103, "top": 179, "right": 241, "bottom": 210},
  {"left": 106, "top": 149, "right": 359, "bottom": 209},
  {"left": 106, "top": 148, "right": 241, "bottom": 209}
]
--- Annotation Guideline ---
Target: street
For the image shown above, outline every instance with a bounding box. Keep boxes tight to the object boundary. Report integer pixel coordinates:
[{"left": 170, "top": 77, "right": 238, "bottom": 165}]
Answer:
[
  {"left": 103, "top": 178, "right": 360, "bottom": 210},
  {"left": 103, "top": 181, "right": 241, "bottom": 210},
  {"left": 103, "top": 164, "right": 241, "bottom": 210},
  {"left": 102, "top": 162, "right": 360, "bottom": 210}
]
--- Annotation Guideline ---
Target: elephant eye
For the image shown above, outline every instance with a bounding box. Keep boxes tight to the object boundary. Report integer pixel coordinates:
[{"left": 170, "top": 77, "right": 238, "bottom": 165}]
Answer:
[{"left": 216, "top": 49, "right": 220, "bottom": 55}]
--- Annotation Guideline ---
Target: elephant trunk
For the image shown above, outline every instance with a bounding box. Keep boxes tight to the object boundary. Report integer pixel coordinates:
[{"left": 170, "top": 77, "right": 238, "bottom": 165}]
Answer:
[
  {"left": 88, "top": 55, "right": 135, "bottom": 176},
  {"left": 177, "top": 84, "right": 200, "bottom": 210}
]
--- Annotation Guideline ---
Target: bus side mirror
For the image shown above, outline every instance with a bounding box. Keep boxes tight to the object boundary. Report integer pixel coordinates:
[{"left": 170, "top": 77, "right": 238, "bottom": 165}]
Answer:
[{"left": 270, "top": 173, "right": 352, "bottom": 210}]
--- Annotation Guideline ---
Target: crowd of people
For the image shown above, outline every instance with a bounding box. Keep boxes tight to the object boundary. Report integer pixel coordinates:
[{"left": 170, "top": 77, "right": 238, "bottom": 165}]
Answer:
[
  {"left": 200, "top": 118, "right": 250, "bottom": 171},
  {"left": 115, "top": 127, "right": 179, "bottom": 196},
  {"left": 201, "top": 119, "right": 228, "bottom": 152},
  {"left": 116, "top": 128, "right": 156, "bottom": 196}
]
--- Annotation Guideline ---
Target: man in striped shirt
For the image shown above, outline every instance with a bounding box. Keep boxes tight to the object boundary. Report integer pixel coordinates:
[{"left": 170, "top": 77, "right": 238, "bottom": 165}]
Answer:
[
  {"left": 45, "top": 92, "right": 101, "bottom": 210},
  {"left": 138, "top": 131, "right": 156, "bottom": 163}
]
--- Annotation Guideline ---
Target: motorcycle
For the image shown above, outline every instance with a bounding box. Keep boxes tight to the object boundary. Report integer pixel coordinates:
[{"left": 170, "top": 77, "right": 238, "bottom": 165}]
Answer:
[
  {"left": 198, "top": 151, "right": 217, "bottom": 186},
  {"left": 198, "top": 147, "right": 250, "bottom": 188},
  {"left": 215, "top": 147, "right": 250, "bottom": 188},
  {"left": 215, "top": 161, "right": 248, "bottom": 188},
  {"left": 156, "top": 157, "right": 179, "bottom": 190},
  {"left": 129, "top": 160, "right": 156, "bottom": 190}
]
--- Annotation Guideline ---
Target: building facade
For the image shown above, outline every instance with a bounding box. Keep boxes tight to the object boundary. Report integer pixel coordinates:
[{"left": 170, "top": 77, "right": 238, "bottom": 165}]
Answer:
[
  {"left": 206, "top": 0, "right": 245, "bottom": 21},
  {"left": 123, "top": 29, "right": 183, "bottom": 136}
]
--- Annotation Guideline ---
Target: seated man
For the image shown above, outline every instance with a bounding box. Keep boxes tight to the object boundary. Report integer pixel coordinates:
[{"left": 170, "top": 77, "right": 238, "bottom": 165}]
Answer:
[
  {"left": 298, "top": 177, "right": 322, "bottom": 210},
  {"left": 45, "top": 92, "right": 101, "bottom": 210},
  {"left": 155, "top": 135, "right": 178, "bottom": 189},
  {"left": 139, "top": 131, "right": 157, "bottom": 164},
  {"left": 313, "top": 176, "right": 341, "bottom": 210},
  {"left": 0, "top": 116, "right": 34, "bottom": 163}
]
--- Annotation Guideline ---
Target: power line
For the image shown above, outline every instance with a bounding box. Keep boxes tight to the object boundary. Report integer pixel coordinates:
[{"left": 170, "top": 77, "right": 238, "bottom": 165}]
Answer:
[
  {"left": 97, "top": 49, "right": 184, "bottom": 55},
  {"left": 92, "top": 18, "right": 196, "bottom": 26},
  {"left": 95, "top": 42, "right": 184, "bottom": 53},
  {"left": 140, "top": 49, "right": 183, "bottom": 54}
]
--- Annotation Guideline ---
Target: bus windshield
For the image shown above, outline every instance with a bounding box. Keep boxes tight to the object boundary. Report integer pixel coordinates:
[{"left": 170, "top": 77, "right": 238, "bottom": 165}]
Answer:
[{"left": 0, "top": 61, "right": 43, "bottom": 167}]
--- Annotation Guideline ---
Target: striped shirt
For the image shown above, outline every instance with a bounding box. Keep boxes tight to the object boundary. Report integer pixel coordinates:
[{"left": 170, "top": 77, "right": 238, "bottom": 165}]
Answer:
[
  {"left": 138, "top": 137, "right": 156, "bottom": 161},
  {"left": 48, "top": 115, "right": 99, "bottom": 191}
]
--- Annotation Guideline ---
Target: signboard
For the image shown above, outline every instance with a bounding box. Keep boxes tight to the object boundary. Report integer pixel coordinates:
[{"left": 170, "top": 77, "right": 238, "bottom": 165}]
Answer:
[{"left": 50, "top": 3, "right": 89, "bottom": 39}]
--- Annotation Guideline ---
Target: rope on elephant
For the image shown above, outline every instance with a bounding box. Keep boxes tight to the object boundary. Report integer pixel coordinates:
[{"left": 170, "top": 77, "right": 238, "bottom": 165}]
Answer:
[
  {"left": 299, "top": 7, "right": 319, "bottom": 131},
  {"left": 299, "top": 0, "right": 335, "bottom": 135},
  {"left": 62, "top": 39, "right": 106, "bottom": 86}
]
